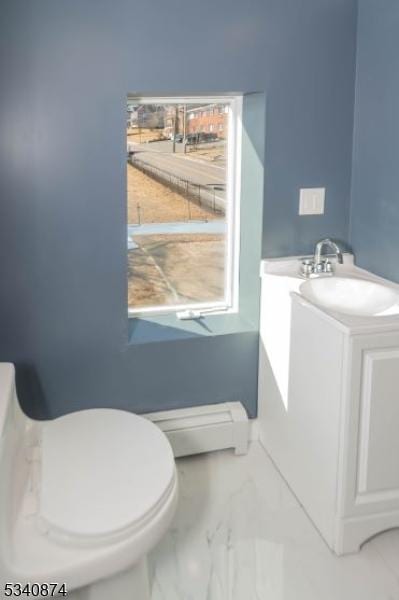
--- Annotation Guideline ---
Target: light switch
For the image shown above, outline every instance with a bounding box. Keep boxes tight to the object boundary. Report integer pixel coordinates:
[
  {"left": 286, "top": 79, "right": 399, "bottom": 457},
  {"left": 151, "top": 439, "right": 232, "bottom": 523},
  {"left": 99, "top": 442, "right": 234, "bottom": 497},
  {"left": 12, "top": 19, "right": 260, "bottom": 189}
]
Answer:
[{"left": 299, "top": 188, "right": 325, "bottom": 215}]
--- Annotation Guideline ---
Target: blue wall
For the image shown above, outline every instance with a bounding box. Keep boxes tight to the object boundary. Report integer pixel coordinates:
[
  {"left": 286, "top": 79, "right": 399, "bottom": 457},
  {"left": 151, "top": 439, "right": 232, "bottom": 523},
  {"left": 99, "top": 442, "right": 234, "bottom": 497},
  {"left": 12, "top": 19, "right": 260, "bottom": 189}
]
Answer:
[
  {"left": 0, "top": 0, "right": 357, "bottom": 419},
  {"left": 350, "top": 0, "right": 399, "bottom": 282}
]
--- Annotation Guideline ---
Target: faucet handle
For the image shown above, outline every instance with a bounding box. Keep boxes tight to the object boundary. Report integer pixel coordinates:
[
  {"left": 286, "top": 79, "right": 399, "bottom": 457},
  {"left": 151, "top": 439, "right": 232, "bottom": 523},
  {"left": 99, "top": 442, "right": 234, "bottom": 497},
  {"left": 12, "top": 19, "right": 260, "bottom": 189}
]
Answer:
[
  {"left": 324, "top": 260, "right": 333, "bottom": 273},
  {"left": 314, "top": 260, "right": 327, "bottom": 274},
  {"left": 300, "top": 259, "right": 315, "bottom": 277}
]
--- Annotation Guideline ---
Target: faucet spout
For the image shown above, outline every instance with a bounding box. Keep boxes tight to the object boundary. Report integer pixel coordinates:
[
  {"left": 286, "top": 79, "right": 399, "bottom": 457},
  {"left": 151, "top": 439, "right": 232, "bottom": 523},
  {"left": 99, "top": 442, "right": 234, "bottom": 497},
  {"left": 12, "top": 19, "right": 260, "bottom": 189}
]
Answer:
[{"left": 314, "top": 238, "right": 343, "bottom": 266}]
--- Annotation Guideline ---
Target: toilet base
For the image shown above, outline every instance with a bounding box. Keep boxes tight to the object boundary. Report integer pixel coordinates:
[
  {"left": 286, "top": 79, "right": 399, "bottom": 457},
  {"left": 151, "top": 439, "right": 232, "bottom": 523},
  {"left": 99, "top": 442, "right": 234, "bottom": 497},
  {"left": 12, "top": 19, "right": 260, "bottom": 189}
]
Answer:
[{"left": 67, "top": 557, "right": 150, "bottom": 600}]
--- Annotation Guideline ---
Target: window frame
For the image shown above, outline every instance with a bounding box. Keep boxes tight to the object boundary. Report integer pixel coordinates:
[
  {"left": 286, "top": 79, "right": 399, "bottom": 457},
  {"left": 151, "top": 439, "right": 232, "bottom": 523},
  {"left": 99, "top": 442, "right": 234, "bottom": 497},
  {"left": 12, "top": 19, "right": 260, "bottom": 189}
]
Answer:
[{"left": 127, "top": 94, "right": 243, "bottom": 319}]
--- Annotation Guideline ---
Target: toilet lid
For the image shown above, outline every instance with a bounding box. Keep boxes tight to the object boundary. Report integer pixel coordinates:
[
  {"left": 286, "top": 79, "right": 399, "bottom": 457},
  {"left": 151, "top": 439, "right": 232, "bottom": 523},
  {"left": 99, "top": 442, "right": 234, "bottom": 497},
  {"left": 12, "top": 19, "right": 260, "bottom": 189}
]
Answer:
[{"left": 39, "top": 409, "right": 175, "bottom": 540}]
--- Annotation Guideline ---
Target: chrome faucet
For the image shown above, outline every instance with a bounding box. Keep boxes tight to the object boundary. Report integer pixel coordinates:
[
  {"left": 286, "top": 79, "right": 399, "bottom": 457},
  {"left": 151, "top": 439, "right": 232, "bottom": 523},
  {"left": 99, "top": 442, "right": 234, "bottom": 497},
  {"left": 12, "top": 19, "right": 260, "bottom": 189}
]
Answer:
[
  {"left": 300, "top": 238, "right": 344, "bottom": 278},
  {"left": 314, "top": 238, "right": 343, "bottom": 267}
]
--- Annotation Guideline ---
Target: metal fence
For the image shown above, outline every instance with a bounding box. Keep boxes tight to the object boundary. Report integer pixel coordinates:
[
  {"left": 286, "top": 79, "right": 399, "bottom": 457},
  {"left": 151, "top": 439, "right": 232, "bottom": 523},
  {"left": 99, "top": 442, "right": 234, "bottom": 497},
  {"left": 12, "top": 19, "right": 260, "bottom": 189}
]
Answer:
[{"left": 128, "top": 156, "right": 226, "bottom": 217}]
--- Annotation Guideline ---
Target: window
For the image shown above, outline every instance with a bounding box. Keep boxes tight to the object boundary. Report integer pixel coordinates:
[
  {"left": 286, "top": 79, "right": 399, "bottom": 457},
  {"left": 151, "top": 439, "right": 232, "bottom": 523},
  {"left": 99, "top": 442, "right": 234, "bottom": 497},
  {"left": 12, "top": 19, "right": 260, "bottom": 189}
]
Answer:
[{"left": 126, "top": 95, "right": 242, "bottom": 317}]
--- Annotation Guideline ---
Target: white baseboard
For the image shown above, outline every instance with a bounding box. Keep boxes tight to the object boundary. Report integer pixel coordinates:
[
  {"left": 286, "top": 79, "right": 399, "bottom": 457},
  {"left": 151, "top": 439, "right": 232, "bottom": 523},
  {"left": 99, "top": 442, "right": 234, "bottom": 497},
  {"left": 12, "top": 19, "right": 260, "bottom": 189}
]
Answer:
[{"left": 144, "top": 402, "right": 252, "bottom": 458}]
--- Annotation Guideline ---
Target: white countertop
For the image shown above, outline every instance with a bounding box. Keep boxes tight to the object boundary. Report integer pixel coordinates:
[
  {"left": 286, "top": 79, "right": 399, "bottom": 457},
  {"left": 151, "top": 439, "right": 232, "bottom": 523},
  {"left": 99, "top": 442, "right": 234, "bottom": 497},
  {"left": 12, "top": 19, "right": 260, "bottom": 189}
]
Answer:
[{"left": 260, "top": 254, "right": 399, "bottom": 334}]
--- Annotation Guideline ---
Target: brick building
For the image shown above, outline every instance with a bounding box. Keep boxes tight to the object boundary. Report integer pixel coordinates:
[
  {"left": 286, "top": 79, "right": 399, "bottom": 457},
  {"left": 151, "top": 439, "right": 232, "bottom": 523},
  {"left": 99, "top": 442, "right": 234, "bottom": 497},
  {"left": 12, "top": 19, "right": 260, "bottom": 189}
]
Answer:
[
  {"left": 162, "top": 103, "right": 228, "bottom": 140},
  {"left": 187, "top": 104, "right": 228, "bottom": 139}
]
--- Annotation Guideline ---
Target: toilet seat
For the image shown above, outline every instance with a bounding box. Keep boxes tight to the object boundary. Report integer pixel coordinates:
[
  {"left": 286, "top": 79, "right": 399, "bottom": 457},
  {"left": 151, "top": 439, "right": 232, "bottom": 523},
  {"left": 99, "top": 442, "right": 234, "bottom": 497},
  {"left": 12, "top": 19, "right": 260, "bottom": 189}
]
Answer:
[{"left": 38, "top": 409, "right": 176, "bottom": 546}]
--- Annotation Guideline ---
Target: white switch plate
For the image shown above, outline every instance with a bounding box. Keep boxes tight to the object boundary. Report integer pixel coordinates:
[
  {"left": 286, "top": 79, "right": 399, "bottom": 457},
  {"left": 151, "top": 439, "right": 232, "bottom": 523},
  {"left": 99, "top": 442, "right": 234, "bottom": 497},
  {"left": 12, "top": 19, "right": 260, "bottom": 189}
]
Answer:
[{"left": 299, "top": 188, "right": 325, "bottom": 215}]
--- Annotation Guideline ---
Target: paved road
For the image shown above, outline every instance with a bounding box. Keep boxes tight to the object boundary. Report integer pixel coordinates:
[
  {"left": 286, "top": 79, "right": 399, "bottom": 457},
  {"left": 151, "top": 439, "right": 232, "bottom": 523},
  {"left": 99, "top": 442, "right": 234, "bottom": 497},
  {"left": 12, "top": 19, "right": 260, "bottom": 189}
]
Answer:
[
  {"left": 131, "top": 138, "right": 225, "bottom": 158},
  {"left": 128, "top": 143, "right": 225, "bottom": 186},
  {"left": 128, "top": 142, "right": 227, "bottom": 210}
]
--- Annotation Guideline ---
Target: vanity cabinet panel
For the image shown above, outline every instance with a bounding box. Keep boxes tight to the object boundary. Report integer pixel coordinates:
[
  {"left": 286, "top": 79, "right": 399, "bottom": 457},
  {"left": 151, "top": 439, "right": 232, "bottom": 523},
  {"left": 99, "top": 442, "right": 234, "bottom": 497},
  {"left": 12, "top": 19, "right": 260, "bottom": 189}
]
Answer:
[{"left": 343, "top": 333, "right": 399, "bottom": 516}]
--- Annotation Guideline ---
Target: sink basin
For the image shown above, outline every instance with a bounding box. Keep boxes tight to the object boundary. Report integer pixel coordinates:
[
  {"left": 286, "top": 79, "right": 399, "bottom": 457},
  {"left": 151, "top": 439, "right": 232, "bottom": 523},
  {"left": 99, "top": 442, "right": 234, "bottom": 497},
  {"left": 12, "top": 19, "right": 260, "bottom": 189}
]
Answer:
[{"left": 300, "top": 276, "right": 399, "bottom": 317}]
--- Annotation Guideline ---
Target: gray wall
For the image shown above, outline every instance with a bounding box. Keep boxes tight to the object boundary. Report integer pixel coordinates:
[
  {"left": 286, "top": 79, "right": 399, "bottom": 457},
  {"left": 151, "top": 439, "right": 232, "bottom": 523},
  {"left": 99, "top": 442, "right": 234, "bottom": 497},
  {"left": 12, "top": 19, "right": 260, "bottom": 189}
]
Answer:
[
  {"left": 0, "top": 0, "right": 357, "bottom": 419},
  {"left": 350, "top": 0, "right": 399, "bottom": 282}
]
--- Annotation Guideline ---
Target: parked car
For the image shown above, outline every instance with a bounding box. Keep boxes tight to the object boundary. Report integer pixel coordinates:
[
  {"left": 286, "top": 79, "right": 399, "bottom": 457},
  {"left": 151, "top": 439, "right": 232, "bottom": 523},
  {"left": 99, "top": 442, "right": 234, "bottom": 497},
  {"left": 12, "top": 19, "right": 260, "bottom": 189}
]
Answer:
[{"left": 186, "top": 132, "right": 218, "bottom": 145}]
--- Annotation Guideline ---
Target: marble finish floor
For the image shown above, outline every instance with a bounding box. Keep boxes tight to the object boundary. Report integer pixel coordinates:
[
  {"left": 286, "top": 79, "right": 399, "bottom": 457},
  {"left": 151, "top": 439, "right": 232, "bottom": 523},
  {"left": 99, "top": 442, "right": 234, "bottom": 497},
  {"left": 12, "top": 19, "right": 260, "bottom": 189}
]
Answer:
[{"left": 149, "top": 442, "right": 399, "bottom": 600}]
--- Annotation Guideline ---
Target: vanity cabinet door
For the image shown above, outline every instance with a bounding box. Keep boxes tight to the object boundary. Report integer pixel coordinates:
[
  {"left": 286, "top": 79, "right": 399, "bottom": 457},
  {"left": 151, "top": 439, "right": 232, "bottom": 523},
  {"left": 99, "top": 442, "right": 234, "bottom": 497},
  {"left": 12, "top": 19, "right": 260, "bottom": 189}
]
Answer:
[{"left": 343, "top": 332, "right": 399, "bottom": 517}]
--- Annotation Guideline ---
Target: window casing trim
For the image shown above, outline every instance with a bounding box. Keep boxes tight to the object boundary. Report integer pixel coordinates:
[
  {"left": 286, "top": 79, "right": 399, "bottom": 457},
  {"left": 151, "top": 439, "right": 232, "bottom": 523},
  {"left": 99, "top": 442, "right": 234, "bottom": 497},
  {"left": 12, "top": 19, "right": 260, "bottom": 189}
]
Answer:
[{"left": 127, "top": 94, "right": 243, "bottom": 319}]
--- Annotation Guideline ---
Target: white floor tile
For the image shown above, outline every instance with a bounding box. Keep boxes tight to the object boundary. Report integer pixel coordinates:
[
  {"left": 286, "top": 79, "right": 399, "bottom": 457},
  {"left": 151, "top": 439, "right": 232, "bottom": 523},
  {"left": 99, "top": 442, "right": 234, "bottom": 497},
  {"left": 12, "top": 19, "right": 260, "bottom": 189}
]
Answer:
[{"left": 150, "top": 442, "right": 399, "bottom": 600}]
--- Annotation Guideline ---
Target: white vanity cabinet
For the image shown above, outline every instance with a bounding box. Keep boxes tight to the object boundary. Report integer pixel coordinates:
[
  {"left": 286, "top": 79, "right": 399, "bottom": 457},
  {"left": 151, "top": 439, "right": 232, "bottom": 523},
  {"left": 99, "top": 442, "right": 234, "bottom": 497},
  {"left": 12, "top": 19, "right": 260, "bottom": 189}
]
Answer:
[{"left": 258, "top": 259, "right": 399, "bottom": 555}]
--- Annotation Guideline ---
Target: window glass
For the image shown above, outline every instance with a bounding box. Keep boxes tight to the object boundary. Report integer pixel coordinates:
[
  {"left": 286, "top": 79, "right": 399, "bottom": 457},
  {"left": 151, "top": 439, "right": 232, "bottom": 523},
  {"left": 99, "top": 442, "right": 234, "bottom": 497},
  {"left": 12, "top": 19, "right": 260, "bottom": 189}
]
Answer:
[{"left": 127, "top": 98, "right": 239, "bottom": 315}]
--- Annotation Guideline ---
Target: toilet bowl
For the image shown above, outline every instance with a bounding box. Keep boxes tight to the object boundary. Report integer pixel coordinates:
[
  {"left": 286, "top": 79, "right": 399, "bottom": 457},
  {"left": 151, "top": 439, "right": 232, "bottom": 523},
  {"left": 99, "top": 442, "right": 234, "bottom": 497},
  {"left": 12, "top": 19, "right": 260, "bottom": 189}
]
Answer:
[{"left": 0, "top": 363, "right": 178, "bottom": 599}]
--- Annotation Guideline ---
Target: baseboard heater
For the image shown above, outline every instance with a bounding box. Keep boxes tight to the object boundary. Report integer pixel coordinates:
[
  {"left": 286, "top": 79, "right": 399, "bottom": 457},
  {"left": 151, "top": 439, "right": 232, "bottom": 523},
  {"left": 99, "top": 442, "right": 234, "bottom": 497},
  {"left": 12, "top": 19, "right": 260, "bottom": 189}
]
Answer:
[{"left": 143, "top": 402, "right": 249, "bottom": 458}]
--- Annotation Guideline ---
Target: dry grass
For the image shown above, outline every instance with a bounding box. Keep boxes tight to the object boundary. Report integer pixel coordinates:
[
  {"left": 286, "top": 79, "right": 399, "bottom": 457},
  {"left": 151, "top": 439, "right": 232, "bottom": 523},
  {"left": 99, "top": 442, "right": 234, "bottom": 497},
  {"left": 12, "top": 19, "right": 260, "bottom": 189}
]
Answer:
[
  {"left": 127, "top": 163, "right": 220, "bottom": 224},
  {"left": 126, "top": 127, "right": 165, "bottom": 143}
]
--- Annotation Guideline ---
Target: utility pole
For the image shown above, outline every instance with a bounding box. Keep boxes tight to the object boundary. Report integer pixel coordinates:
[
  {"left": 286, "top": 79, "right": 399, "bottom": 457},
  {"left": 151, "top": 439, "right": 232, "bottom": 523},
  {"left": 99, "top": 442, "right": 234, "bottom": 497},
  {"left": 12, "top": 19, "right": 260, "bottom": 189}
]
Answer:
[
  {"left": 183, "top": 104, "right": 187, "bottom": 154},
  {"left": 172, "top": 105, "right": 178, "bottom": 153}
]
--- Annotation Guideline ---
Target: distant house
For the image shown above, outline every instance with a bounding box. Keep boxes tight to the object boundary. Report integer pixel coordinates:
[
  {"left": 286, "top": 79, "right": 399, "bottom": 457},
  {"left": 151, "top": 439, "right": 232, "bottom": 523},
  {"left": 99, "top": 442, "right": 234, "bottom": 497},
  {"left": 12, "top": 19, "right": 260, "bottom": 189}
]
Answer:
[
  {"left": 127, "top": 105, "right": 165, "bottom": 129},
  {"left": 127, "top": 104, "right": 136, "bottom": 128}
]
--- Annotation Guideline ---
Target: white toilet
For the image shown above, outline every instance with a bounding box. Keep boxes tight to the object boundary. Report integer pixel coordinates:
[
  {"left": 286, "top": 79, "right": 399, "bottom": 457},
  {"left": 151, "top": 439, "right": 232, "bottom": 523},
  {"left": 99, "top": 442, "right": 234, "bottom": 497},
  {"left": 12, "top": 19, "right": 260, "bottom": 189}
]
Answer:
[{"left": 0, "top": 363, "right": 178, "bottom": 599}]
